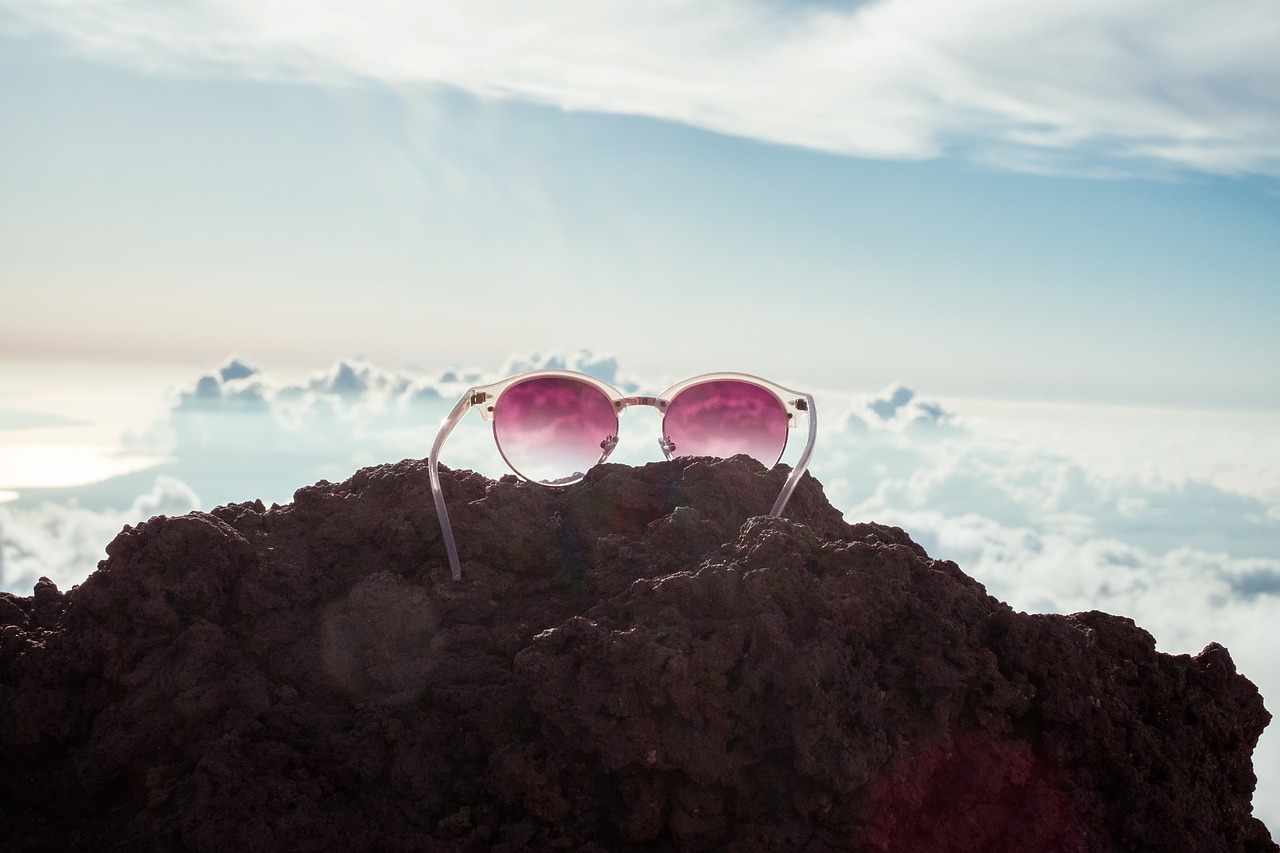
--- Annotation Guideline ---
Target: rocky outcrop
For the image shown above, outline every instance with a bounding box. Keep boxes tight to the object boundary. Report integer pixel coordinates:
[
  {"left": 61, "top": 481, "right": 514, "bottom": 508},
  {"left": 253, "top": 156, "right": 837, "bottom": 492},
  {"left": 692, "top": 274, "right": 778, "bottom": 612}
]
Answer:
[{"left": 0, "top": 457, "right": 1273, "bottom": 851}]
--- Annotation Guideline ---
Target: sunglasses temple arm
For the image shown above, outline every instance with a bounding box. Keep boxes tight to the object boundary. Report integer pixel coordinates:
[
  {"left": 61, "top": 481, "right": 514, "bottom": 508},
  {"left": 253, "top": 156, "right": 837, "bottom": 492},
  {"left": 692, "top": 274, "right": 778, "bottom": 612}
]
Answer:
[
  {"left": 769, "top": 393, "right": 818, "bottom": 518},
  {"left": 429, "top": 389, "right": 478, "bottom": 581}
]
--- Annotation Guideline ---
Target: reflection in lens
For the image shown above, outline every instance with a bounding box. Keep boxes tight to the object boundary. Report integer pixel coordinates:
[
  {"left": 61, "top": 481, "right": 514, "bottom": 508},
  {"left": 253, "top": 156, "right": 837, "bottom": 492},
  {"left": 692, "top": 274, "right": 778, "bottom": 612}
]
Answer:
[
  {"left": 662, "top": 380, "right": 788, "bottom": 467},
  {"left": 493, "top": 377, "right": 618, "bottom": 485}
]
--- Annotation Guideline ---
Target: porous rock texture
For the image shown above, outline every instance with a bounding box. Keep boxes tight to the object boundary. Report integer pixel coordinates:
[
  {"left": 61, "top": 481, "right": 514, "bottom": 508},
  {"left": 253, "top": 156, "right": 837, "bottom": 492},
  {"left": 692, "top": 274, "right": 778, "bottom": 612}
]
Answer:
[{"left": 0, "top": 457, "right": 1274, "bottom": 852}]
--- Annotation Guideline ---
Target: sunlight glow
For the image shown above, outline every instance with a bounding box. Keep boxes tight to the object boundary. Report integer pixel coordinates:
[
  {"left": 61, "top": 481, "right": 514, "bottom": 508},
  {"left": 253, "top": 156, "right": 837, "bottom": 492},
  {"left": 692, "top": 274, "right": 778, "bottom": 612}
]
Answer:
[{"left": 0, "top": 444, "right": 168, "bottom": 490}]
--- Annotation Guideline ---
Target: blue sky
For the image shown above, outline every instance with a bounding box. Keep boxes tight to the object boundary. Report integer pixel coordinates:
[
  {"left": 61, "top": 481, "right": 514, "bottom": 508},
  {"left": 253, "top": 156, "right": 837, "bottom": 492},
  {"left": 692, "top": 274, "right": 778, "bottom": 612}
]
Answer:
[{"left": 3, "top": 0, "right": 1279, "bottom": 408}]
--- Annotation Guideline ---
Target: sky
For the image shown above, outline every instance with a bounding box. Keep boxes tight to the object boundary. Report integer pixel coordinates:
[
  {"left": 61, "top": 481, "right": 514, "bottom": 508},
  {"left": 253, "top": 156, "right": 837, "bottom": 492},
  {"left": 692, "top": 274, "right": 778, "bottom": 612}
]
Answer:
[
  {"left": 2, "top": 0, "right": 1280, "bottom": 832},
  {"left": 2, "top": 0, "right": 1279, "bottom": 407}
]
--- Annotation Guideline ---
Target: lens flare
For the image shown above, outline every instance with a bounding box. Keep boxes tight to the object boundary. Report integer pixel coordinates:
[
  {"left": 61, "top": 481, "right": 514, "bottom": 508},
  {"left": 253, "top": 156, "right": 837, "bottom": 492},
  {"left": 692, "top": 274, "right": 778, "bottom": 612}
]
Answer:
[
  {"left": 492, "top": 377, "right": 618, "bottom": 484},
  {"left": 662, "top": 379, "right": 788, "bottom": 467}
]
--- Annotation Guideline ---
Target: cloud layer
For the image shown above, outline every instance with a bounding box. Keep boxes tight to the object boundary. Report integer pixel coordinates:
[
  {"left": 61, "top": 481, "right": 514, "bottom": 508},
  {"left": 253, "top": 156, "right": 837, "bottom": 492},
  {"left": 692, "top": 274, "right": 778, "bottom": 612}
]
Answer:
[
  {"left": 4, "top": 0, "right": 1279, "bottom": 176},
  {"left": 2, "top": 353, "right": 1278, "bottom": 829},
  {"left": 0, "top": 475, "right": 199, "bottom": 592}
]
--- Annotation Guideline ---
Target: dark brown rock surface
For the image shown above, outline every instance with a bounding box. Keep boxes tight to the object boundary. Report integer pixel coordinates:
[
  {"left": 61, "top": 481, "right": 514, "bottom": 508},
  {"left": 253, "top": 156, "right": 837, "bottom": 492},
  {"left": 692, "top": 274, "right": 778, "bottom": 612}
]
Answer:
[{"left": 0, "top": 457, "right": 1274, "bottom": 852}]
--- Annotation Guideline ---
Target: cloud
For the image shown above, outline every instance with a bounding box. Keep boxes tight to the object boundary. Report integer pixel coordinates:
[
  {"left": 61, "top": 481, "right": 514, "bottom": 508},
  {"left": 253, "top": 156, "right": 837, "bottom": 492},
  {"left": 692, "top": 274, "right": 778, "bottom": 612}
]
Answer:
[
  {"left": 836, "top": 382, "right": 957, "bottom": 434},
  {"left": 497, "top": 349, "right": 630, "bottom": 389},
  {"left": 126, "top": 355, "right": 467, "bottom": 508},
  {"left": 0, "top": 475, "right": 200, "bottom": 593},
  {"left": 822, "top": 385, "right": 1280, "bottom": 559},
  {"left": 3, "top": 0, "right": 1278, "bottom": 176},
  {"left": 218, "top": 356, "right": 258, "bottom": 383},
  {"left": 884, "top": 509, "right": 1280, "bottom": 628}
]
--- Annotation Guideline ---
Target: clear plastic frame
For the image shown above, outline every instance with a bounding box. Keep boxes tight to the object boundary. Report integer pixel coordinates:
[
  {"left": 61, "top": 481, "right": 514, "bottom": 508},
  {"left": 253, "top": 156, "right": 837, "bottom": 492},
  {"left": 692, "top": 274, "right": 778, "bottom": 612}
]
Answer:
[{"left": 428, "top": 370, "right": 818, "bottom": 580}]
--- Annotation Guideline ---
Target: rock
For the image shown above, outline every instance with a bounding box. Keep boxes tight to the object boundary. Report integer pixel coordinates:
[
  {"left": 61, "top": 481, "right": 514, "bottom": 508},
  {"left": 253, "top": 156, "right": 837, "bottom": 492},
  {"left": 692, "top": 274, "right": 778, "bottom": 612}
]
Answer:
[{"left": 0, "top": 456, "right": 1273, "bottom": 851}]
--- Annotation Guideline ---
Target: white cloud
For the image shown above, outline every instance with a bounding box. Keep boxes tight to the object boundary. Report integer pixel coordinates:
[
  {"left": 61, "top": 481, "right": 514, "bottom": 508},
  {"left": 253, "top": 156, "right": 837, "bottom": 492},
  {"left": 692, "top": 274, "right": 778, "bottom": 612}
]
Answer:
[
  {"left": 836, "top": 382, "right": 957, "bottom": 433},
  {"left": 2, "top": 0, "right": 1278, "bottom": 176},
  {"left": 824, "top": 388, "right": 1280, "bottom": 559},
  {"left": 126, "top": 355, "right": 469, "bottom": 508},
  {"left": 498, "top": 349, "right": 629, "bottom": 389},
  {"left": 0, "top": 475, "right": 200, "bottom": 593}
]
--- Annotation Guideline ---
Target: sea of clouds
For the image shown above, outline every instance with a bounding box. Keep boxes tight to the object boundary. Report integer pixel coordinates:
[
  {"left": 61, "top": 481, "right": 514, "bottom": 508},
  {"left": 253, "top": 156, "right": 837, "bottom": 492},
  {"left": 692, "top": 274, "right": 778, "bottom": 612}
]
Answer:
[{"left": 2, "top": 351, "right": 1278, "bottom": 828}]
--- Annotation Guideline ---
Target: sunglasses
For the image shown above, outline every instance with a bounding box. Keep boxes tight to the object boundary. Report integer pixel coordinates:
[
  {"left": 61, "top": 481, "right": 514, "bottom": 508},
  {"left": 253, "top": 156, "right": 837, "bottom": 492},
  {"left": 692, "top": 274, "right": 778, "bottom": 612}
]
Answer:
[{"left": 428, "top": 370, "right": 817, "bottom": 580}]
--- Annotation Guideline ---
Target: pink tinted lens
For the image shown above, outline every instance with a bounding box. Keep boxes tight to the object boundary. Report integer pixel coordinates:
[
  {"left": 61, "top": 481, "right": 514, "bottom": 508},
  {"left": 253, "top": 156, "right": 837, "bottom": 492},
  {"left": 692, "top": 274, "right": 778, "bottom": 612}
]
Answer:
[
  {"left": 662, "top": 379, "right": 788, "bottom": 467},
  {"left": 493, "top": 377, "right": 619, "bottom": 484}
]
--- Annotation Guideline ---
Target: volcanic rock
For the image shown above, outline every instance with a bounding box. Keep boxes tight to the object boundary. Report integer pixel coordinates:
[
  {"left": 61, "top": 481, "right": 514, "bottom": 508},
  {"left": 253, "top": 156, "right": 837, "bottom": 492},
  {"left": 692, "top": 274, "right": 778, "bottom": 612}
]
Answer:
[{"left": 0, "top": 456, "right": 1274, "bottom": 851}]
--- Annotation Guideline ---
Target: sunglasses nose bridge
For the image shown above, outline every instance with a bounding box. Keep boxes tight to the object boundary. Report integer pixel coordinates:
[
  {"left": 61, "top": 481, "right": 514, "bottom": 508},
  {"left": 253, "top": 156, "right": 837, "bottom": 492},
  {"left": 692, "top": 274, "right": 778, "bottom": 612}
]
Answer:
[{"left": 617, "top": 395, "right": 669, "bottom": 414}]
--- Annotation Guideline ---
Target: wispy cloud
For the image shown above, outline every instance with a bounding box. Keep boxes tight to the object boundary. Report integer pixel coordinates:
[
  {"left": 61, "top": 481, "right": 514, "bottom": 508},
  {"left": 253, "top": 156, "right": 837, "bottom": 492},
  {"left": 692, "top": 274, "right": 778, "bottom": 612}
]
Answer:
[{"left": 4, "top": 0, "right": 1279, "bottom": 176}]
